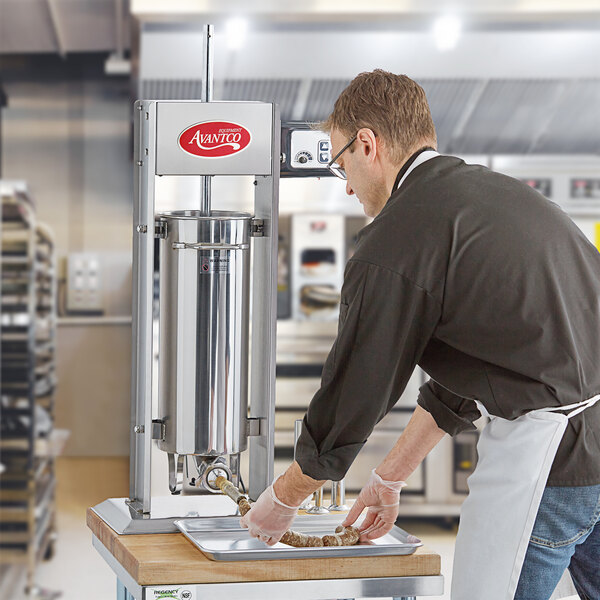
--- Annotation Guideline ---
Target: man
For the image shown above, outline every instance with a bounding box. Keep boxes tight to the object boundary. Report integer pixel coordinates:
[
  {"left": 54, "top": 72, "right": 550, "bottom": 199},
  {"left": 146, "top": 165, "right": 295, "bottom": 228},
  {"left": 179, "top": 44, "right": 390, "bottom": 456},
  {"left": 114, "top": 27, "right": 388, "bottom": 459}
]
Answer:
[{"left": 241, "top": 70, "right": 600, "bottom": 600}]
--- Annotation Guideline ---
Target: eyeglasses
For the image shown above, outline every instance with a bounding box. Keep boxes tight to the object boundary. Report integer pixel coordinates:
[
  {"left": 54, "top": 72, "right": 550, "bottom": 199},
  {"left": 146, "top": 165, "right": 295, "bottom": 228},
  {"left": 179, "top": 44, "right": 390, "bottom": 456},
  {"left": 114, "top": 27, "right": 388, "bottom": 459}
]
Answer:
[{"left": 327, "top": 134, "right": 357, "bottom": 180}]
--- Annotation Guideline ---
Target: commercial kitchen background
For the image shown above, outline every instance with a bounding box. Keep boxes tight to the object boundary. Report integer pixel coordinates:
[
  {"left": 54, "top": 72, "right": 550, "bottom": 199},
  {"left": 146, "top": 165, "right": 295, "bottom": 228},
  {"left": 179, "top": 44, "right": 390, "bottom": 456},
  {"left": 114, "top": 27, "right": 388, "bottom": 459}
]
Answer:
[{"left": 1, "top": 0, "right": 599, "bottom": 598}]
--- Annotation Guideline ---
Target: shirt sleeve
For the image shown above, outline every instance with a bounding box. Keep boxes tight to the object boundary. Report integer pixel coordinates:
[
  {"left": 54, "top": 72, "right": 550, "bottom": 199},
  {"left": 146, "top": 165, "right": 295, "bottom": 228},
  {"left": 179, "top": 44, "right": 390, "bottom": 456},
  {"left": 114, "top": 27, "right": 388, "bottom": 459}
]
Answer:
[
  {"left": 417, "top": 379, "right": 481, "bottom": 436},
  {"left": 295, "top": 259, "right": 442, "bottom": 481}
]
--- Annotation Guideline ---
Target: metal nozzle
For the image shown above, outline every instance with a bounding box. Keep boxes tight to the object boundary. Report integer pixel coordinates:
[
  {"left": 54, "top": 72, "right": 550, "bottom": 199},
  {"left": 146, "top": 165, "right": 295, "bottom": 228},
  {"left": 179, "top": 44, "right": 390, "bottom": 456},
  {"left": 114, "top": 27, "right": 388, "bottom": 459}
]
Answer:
[
  {"left": 306, "top": 486, "right": 329, "bottom": 514},
  {"left": 329, "top": 480, "right": 349, "bottom": 511},
  {"left": 192, "top": 456, "right": 232, "bottom": 493}
]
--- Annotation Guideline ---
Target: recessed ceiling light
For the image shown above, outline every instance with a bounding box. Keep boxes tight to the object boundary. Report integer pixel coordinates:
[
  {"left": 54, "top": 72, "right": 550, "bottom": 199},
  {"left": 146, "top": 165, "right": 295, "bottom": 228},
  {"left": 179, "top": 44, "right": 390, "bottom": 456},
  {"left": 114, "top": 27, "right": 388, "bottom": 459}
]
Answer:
[
  {"left": 226, "top": 18, "right": 248, "bottom": 51},
  {"left": 433, "top": 16, "right": 462, "bottom": 51}
]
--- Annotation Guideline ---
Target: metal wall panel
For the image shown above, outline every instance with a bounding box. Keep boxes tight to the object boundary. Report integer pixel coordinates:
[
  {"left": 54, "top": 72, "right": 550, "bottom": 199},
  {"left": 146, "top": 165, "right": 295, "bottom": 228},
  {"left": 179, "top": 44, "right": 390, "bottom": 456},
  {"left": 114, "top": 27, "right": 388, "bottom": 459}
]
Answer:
[
  {"left": 0, "top": 0, "right": 58, "bottom": 53},
  {"left": 0, "top": 0, "right": 121, "bottom": 54},
  {"left": 451, "top": 80, "right": 565, "bottom": 154},
  {"left": 302, "top": 79, "right": 350, "bottom": 123},
  {"left": 221, "top": 79, "right": 300, "bottom": 121},
  {"left": 53, "top": 0, "right": 118, "bottom": 52},
  {"left": 537, "top": 80, "right": 600, "bottom": 153},
  {"left": 136, "top": 76, "right": 600, "bottom": 154},
  {"left": 140, "top": 79, "right": 205, "bottom": 100},
  {"left": 419, "top": 79, "right": 481, "bottom": 152}
]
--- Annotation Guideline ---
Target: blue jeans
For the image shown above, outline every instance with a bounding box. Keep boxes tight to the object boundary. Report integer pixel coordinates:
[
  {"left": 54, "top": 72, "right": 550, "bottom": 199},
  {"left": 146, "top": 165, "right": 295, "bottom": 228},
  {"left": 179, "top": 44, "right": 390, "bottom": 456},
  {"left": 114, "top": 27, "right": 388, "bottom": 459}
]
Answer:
[{"left": 514, "top": 484, "right": 600, "bottom": 600}]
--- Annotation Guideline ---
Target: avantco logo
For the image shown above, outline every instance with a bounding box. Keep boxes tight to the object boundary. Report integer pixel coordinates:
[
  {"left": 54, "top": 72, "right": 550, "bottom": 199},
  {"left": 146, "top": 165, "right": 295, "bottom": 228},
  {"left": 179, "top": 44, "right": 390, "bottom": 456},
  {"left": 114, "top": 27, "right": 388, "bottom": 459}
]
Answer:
[{"left": 178, "top": 121, "right": 251, "bottom": 158}]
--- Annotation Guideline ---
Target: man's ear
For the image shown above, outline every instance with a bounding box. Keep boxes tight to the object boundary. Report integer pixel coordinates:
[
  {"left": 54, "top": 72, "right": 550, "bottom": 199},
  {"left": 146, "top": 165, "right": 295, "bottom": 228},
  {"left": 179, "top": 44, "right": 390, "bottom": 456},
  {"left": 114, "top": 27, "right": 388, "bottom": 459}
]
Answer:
[{"left": 356, "top": 128, "right": 378, "bottom": 162}]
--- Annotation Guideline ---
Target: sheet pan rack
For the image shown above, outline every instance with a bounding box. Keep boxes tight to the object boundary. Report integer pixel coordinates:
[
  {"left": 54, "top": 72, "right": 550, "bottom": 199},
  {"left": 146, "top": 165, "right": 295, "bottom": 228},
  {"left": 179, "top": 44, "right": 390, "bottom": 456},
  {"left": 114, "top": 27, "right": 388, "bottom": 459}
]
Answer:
[{"left": 1, "top": 181, "right": 64, "bottom": 598}]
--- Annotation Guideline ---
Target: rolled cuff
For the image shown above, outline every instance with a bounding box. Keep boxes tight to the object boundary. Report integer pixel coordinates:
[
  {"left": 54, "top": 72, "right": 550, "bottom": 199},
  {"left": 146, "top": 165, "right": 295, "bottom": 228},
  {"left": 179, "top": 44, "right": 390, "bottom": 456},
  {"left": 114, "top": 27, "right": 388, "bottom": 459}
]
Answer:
[
  {"left": 295, "top": 421, "right": 365, "bottom": 481},
  {"left": 417, "top": 387, "right": 478, "bottom": 436}
]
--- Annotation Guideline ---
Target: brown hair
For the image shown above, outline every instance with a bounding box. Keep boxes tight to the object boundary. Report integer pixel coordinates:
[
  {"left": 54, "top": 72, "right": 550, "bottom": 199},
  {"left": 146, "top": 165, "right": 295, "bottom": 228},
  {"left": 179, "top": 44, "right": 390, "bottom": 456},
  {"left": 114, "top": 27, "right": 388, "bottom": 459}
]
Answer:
[{"left": 321, "top": 69, "right": 437, "bottom": 164}]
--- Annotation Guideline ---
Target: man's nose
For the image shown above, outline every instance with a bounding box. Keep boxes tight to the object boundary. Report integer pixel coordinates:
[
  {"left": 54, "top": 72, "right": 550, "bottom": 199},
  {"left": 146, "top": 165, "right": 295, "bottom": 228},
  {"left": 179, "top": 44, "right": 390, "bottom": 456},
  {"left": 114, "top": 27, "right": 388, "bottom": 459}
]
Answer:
[{"left": 346, "top": 181, "right": 354, "bottom": 196}]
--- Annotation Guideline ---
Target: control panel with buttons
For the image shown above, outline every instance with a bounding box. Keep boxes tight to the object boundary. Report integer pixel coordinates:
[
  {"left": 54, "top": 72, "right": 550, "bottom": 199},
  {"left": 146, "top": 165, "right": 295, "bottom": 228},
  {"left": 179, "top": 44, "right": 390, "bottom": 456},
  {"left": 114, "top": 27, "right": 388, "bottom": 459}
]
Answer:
[
  {"left": 66, "top": 252, "right": 103, "bottom": 314},
  {"left": 281, "top": 123, "right": 335, "bottom": 177},
  {"left": 290, "top": 130, "right": 330, "bottom": 169}
]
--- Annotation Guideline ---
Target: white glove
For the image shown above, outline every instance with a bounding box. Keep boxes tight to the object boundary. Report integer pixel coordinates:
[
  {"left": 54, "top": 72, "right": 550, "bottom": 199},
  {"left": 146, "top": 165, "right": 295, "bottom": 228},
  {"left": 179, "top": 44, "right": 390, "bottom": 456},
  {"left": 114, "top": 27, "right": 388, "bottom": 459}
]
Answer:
[
  {"left": 342, "top": 469, "right": 406, "bottom": 541},
  {"left": 240, "top": 481, "right": 300, "bottom": 546}
]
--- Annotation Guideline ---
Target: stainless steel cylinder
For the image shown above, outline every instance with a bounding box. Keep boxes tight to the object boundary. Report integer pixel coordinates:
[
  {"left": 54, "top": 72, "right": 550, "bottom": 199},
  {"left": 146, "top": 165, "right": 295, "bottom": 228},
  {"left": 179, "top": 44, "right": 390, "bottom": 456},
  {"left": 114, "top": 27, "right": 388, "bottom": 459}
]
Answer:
[
  {"left": 329, "top": 480, "right": 349, "bottom": 511},
  {"left": 156, "top": 210, "right": 252, "bottom": 456},
  {"left": 293, "top": 419, "right": 303, "bottom": 463},
  {"left": 306, "top": 486, "right": 329, "bottom": 514}
]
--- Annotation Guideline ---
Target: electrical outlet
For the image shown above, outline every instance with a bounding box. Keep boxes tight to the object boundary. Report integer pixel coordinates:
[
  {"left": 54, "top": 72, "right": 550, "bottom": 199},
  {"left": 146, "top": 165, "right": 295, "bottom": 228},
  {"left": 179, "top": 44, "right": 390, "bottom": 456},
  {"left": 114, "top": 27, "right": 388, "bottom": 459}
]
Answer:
[{"left": 66, "top": 253, "right": 103, "bottom": 314}]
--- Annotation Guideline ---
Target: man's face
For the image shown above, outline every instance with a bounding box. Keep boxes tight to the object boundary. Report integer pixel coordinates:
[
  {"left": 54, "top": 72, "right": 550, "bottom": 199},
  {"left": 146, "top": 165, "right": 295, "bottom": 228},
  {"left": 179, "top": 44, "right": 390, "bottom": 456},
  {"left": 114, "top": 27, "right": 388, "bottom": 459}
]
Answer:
[{"left": 329, "top": 128, "right": 388, "bottom": 218}]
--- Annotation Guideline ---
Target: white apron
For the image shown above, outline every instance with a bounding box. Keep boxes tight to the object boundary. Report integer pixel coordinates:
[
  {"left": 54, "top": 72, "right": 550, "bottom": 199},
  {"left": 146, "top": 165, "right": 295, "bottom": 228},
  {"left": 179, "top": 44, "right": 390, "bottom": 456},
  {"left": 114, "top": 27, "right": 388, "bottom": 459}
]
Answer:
[{"left": 451, "top": 394, "right": 600, "bottom": 600}]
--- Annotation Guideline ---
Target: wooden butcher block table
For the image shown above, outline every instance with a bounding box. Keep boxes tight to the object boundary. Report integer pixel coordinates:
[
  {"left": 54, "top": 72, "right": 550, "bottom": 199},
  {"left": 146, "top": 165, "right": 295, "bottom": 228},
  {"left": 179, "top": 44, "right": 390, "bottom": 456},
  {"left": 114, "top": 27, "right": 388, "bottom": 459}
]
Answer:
[{"left": 88, "top": 508, "right": 443, "bottom": 600}]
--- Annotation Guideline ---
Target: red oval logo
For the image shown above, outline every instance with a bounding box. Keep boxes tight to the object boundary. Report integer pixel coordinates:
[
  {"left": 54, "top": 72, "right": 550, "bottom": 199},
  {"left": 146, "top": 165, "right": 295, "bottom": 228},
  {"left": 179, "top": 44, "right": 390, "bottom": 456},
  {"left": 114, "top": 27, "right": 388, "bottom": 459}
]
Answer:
[{"left": 178, "top": 121, "right": 251, "bottom": 158}]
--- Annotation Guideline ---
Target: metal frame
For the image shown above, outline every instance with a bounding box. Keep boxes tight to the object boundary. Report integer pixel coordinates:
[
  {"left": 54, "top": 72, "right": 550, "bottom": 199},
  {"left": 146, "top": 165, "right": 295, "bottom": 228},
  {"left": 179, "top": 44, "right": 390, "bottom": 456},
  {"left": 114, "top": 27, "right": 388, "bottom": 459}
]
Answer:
[
  {"left": 143, "top": 578, "right": 442, "bottom": 600},
  {"left": 92, "top": 536, "right": 142, "bottom": 599},
  {"left": 248, "top": 105, "right": 280, "bottom": 500},
  {"left": 142, "top": 579, "right": 440, "bottom": 600},
  {"left": 96, "top": 98, "right": 280, "bottom": 530},
  {"left": 129, "top": 100, "right": 156, "bottom": 514}
]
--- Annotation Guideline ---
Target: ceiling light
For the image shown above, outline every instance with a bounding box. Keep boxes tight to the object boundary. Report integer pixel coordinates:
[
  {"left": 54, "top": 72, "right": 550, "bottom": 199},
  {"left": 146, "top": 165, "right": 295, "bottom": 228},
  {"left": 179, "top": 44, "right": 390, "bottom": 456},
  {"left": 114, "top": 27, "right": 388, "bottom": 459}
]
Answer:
[
  {"left": 433, "top": 16, "right": 462, "bottom": 51},
  {"left": 104, "top": 52, "right": 131, "bottom": 76},
  {"left": 226, "top": 18, "right": 248, "bottom": 50}
]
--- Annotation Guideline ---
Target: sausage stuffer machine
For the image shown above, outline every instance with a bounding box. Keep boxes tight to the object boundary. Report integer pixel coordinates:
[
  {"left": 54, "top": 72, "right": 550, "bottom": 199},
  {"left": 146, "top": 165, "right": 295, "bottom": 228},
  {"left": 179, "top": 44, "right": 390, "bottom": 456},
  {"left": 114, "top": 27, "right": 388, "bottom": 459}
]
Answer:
[{"left": 93, "top": 30, "right": 280, "bottom": 535}]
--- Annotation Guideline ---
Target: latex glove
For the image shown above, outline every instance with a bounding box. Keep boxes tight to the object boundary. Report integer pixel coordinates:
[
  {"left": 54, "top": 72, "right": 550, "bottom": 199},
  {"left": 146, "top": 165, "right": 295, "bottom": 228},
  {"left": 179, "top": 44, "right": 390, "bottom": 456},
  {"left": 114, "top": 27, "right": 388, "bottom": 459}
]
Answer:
[
  {"left": 240, "top": 481, "right": 300, "bottom": 546},
  {"left": 342, "top": 469, "right": 406, "bottom": 542}
]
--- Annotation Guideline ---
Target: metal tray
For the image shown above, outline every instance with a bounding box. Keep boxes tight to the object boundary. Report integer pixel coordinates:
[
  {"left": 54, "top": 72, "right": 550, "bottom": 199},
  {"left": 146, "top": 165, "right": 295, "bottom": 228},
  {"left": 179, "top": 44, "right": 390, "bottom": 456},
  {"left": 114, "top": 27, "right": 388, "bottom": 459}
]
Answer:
[{"left": 175, "top": 514, "right": 422, "bottom": 561}]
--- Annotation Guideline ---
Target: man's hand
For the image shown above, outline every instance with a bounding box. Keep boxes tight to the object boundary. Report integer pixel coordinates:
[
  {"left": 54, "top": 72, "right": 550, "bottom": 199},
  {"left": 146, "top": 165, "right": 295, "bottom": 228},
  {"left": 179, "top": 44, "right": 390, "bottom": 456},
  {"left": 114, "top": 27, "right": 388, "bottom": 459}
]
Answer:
[
  {"left": 343, "top": 406, "right": 445, "bottom": 542},
  {"left": 240, "top": 483, "right": 299, "bottom": 546},
  {"left": 342, "top": 469, "right": 406, "bottom": 542},
  {"left": 240, "top": 462, "right": 324, "bottom": 546}
]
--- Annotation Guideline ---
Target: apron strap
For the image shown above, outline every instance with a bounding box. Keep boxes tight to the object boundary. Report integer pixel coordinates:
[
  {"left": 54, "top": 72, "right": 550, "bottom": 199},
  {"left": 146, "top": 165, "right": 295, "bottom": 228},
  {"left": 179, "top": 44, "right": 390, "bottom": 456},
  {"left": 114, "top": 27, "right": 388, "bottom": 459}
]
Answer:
[
  {"left": 566, "top": 394, "right": 600, "bottom": 418},
  {"left": 537, "top": 394, "right": 600, "bottom": 419}
]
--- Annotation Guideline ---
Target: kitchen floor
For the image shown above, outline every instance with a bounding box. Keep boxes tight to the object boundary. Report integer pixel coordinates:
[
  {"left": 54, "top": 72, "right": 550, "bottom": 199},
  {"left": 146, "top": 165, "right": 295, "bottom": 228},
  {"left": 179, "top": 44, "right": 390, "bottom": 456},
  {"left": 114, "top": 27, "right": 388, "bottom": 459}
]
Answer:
[
  {"left": 31, "top": 458, "right": 577, "bottom": 600},
  {"left": 35, "top": 457, "right": 129, "bottom": 600}
]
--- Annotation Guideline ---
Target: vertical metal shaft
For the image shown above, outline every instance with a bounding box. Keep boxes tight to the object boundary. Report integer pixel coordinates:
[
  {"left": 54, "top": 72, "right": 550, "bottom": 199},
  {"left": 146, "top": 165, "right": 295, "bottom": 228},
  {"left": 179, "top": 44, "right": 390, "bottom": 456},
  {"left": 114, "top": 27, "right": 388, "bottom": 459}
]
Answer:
[
  {"left": 230, "top": 453, "right": 241, "bottom": 488},
  {"left": 329, "top": 480, "right": 349, "bottom": 511},
  {"left": 293, "top": 419, "right": 303, "bottom": 462},
  {"left": 201, "top": 177, "right": 212, "bottom": 215},
  {"left": 307, "top": 486, "right": 329, "bottom": 514},
  {"left": 201, "top": 24, "right": 214, "bottom": 103},
  {"left": 200, "top": 24, "right": 214, "bottom": 215}
]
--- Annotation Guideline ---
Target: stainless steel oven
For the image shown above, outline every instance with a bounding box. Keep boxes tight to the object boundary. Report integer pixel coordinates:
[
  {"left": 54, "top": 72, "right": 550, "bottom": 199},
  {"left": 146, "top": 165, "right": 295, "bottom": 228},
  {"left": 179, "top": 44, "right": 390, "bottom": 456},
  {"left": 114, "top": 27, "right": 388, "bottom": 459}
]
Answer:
[{"left": 273, "top": 368, "right": 426, "bottom": 494}]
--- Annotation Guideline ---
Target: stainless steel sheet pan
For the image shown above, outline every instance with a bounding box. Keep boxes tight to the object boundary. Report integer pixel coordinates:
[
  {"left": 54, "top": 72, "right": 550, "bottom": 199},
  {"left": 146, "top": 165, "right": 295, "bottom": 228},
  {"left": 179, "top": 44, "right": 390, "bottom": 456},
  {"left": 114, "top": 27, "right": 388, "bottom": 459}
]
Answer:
[{"left": 175, "top": 514, "right": 422, "bottom": 561}]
